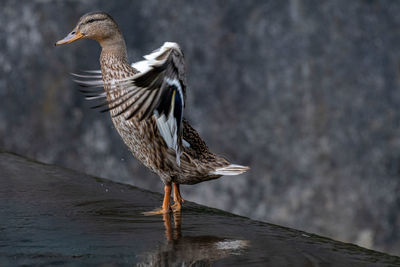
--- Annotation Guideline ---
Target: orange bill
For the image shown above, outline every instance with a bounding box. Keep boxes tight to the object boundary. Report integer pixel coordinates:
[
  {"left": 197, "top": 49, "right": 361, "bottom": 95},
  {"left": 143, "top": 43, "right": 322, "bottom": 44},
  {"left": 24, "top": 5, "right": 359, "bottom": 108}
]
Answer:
[{"left": 55, "top": 30, "right": 84, "bottom": 46}]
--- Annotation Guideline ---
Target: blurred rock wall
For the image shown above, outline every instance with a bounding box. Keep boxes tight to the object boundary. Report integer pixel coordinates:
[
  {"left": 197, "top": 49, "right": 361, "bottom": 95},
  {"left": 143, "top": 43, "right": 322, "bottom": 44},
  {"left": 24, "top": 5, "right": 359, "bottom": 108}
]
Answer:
[{"left": 1, "top": 0, "right": 399, "bottom": 255}]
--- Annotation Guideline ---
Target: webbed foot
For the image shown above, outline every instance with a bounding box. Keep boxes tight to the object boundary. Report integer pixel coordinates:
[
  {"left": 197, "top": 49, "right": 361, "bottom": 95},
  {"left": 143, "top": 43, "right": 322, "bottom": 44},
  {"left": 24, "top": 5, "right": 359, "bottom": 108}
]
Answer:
[
  {"left": 142, "top": 184, "right": 172, "bottom": 216},
  {"left": 142, "top": 207, "right": 171, "bottom": 216}
]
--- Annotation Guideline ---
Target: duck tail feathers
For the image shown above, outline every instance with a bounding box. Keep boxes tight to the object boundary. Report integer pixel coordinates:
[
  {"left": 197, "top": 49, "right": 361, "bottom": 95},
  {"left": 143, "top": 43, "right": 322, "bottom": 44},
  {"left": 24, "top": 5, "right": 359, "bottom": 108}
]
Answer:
[{"left": 210, "top": 164, "right": 249, "bottom": 176}]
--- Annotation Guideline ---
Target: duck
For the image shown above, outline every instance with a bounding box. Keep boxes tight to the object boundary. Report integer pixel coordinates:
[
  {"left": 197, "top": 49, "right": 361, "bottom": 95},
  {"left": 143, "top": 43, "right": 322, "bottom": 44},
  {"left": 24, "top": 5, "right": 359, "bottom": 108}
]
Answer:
[{"left": 55, "top": 11, "right": 249, "bottom": 214}]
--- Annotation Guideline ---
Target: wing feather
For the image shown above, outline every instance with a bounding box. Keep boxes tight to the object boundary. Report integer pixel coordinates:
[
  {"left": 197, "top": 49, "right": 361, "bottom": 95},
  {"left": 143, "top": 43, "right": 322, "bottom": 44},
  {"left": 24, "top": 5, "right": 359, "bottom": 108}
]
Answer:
[{"left": 72, "top": 42, "right": 186, "bottom": 165}]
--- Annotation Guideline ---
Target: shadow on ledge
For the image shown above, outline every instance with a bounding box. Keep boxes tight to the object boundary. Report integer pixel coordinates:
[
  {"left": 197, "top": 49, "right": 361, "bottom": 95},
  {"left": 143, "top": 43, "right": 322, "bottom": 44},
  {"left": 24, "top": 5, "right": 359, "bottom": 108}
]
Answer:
[{"left": 0, "top": 151, "right": 399, "bottom": 266}]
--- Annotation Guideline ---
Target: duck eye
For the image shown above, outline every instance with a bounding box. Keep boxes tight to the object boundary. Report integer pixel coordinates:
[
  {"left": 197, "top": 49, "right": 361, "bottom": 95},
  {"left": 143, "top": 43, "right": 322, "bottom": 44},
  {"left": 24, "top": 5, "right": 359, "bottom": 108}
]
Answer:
[{"left": 87, "top": 19, "right": 95, "bottom": 24}]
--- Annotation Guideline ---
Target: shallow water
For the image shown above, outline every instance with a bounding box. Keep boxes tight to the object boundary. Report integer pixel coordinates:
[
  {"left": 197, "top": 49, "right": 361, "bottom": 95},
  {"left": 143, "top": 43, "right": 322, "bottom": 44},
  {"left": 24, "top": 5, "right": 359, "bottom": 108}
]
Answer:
[{"left": 0, "top": 152, "right": 399, "bottom": 266}]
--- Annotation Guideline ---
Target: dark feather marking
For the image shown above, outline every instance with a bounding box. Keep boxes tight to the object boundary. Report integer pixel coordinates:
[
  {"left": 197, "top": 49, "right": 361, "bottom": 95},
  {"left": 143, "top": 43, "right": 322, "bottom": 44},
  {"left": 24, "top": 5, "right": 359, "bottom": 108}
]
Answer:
[
  {"left": 156, "top": 84, "right": 175, "bottom": 116},
  {"left": 138, "top": 90, "right": 159, "bottom": 120},
  {"left": 140, "top": 90, "right": 162, "bottom": 120},
  {"left": 83, "top": 93, "right": 106, "bottom": 98},
  {"left": 95, "top": 89, "right": 137, "bottom": 111},
  {"left": 112, "top": 90, "right": 148, "bottom": 117},
  {"left": 174, "top": 89, "right": 183, "bottom": 127},
  {"left": 83, "top": 17, "right": 107, "bottom": 25},
  {"left": 125, "top": 90, "right": 153, "bottom": 120},
  {"left": 78, "top": 88, "right": 104, "bottom": 94},
  {"left": 104, "top": 89, "right": 142, "bottom": 115},
  {"left": 133, "top": 64, "right": 167, "bottom": 89}
]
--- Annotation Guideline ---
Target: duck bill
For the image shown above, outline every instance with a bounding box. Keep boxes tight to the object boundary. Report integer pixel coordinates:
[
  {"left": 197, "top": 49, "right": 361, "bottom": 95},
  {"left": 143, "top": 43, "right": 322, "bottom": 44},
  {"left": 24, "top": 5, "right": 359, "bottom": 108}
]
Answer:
[{"left": 55, "top": 30, "right": 84, "bottom": 46}]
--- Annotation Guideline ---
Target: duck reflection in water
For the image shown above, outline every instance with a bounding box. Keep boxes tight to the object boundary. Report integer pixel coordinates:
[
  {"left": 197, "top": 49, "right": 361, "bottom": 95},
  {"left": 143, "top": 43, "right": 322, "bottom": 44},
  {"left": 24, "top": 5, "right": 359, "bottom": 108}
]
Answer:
[{"left": 137, "top": 212, "right": 249, "bottom": 266}]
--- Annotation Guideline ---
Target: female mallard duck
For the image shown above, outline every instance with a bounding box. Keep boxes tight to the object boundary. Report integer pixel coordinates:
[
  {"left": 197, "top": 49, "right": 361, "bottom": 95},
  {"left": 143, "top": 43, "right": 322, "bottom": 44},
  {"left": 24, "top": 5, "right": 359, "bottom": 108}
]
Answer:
[{"left": 56, "top": 11, "right": 249, "bottom": 214}]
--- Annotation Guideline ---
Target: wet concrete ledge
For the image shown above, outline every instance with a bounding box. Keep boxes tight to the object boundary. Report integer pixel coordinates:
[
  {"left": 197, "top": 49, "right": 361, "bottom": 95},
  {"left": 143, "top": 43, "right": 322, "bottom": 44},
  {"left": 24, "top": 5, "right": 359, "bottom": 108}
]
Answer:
[{"left": 0, "top": 151, "right": 399, "bottom": 266}]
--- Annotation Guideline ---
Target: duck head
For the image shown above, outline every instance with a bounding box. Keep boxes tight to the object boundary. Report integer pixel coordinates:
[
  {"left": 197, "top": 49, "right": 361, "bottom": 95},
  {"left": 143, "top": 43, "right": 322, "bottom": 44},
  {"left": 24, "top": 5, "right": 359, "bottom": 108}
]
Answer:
[{"left": 55, "top": 12, "right": 121, "bottom": 47}]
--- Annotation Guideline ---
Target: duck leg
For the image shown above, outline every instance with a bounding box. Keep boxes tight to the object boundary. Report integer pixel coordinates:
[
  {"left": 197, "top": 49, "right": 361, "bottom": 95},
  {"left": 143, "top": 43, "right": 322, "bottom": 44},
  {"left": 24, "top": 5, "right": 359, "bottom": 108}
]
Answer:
[
  {"left": 143, "top": 184, "right": 172, "bottom": 215},
  {"left": 162, "top": 184, "right": 172, "bottom": 212},
  {"left": 171, "top": 182, "right": 185, "bottom": 212}
]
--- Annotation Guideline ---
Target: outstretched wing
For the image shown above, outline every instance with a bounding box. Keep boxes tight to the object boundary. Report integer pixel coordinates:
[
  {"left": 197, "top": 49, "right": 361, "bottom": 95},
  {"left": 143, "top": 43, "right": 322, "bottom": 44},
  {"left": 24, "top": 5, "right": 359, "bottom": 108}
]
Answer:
[
  {"left": 73, "top": 42, "right": 186, "bottom": 165},
  {"left": 125, "top": 42, "right": 186, "bottom": 122}
]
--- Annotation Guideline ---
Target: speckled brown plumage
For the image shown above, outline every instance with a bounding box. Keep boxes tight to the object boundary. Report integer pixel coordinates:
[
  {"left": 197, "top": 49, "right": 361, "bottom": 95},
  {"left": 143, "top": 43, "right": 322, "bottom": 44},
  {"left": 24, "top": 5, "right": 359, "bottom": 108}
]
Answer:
[
  {"left": 100, "top": 50, "right": 228, "bottom": 185},
  {"left": 56, "top": 11, "right": 249, "bottom": 213}
]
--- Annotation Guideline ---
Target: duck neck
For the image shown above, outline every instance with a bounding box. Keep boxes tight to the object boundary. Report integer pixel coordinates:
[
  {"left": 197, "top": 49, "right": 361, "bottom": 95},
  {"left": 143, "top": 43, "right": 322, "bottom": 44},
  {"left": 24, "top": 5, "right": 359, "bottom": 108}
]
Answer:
[{"left": 99, "top": 34, "right": 129, "bottom": 80}]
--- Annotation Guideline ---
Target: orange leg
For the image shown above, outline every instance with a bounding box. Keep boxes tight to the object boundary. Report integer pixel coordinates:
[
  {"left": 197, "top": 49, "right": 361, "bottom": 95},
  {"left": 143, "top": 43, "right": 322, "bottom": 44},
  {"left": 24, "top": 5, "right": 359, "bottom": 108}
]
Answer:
[
  {"left": 162, "top": 184, "right": 172, "bottom": 211},
  {"left": 143, "top": 184, "right": 172, "bottom": 215},
  {"left": 171, "top": 183, "right": 185, "bottom": 212}
]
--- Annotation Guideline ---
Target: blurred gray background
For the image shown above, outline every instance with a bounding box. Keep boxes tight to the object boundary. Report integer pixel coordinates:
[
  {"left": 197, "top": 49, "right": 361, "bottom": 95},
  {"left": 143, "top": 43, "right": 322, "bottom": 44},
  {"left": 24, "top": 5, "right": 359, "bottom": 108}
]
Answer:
[{"left": 1, "top": 0, "right": 400, "bottom": 255}]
